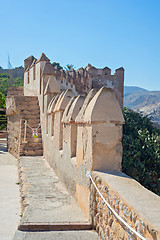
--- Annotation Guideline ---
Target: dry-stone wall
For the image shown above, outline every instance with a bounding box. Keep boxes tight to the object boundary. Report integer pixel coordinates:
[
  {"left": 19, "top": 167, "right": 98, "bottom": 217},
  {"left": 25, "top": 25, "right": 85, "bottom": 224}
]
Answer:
[{"left": 6, "top": 87, "right": 43, "bottom": 158}]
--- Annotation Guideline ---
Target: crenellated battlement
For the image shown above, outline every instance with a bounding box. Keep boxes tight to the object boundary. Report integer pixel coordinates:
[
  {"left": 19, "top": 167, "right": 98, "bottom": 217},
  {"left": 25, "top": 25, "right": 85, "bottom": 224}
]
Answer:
[
  {"left": 40, "top": 87, "right": 124, "bottom": 218},
  {"left": 24, "top": 53, "right": 124, "bottom": 106}
]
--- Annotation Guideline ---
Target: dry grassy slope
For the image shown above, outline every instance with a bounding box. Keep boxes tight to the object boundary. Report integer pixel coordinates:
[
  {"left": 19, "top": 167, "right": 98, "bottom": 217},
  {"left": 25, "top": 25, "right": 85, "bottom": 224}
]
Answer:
[{"left": 124, "top": 86, "right": 160, "bottom": 125}]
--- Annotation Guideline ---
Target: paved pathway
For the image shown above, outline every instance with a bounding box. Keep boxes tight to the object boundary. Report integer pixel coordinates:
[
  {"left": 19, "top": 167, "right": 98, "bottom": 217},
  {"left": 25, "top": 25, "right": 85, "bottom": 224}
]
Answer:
[
  {"left": 0, "top": 139, "right": 98, "bottom": 239},
  {"left": 13, "top": 230, "right": 98, "bottom": 240},
  {"left": 0, "top": 140, "right": 21, "bottom": 240},
  {"left": 14, "top": 155, "right": 99, "bottom": 239}
]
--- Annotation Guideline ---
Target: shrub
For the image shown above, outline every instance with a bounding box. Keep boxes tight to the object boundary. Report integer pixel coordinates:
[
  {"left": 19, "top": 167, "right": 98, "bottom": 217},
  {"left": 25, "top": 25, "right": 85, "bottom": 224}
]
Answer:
[{"left": 122, "top": 107, "right": 160, "bottom": 196}]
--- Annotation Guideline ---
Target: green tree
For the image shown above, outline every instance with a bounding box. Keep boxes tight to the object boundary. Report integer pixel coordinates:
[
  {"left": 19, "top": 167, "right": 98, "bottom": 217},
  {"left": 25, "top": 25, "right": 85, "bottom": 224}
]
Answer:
[
  {"left": 0, "top": 92, "right": 6, "bottom": 109},
  {"left": 14, "top": 66, "right": 23, "bottom": 69},
  {"left": 64, "top": 64, "right": 75, "bottom": 72},
  {"left": 0, "top": 74, "right": 24, "bottom": 96},
  {"left": 52, "top": 62, "right": 63, "bottom": 71},
  {"left": 0, "top": 73, "right": 10, "bottom": 96},
  {"left": 12, "top": 77, "right": 23, "bottom": 87},
  {"left": 122, "top": 107, "right": 160, "bottom": 196},
  {"left": 0, "top": 66, "right": 3, "bottom": 69},
  {"left": 0, "top": 93, "right": 7, "bottom": 130}
]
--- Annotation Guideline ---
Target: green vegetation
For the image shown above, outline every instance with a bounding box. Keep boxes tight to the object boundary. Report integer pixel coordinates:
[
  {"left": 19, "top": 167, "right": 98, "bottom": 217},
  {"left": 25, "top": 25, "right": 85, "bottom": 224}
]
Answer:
[
  {"left": 14, "top": 66, "right": 23, "bottom": 69},
  {"left": 0, "top": 92, "right": 6, "bottom": 109},
  {"left": 0, "top": 73, "right": 23, "bottom": 130},
  {"left": 52, "top": 62, "right": 75, "bottom": 72},
  {"left": 0, "top": 109, "right": 7, "bottom": 130},
  {"left": 52, "top": 62, "right": 63, "bottom": 70},
  {"left": 0, "top": 92, "right": 6, "bottom": 129},
  {"left": 64, "top": 64, "right": 75, "bottom": 72},
  {"left": 12, "top": 76, "right": 24, "bottom": 88},
  {"left": 0, "top": 73, "right": 10, "bottom": 96},
  {"left": 0, "top": 73, "right": 23, "bottom": 96},
  {"left": 122, "top": 107, "right": 160, "bottom": 196}
]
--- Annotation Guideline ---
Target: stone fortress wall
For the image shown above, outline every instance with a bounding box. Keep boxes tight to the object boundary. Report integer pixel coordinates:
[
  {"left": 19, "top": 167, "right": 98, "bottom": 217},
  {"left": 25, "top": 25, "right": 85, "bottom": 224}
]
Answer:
[
  {"left": 6, "top": 53, "right": 160, "bottom": 240},
  {"left": 23, "top": 53, "right": 124, "bottom": 107},
  {"left": 23, "top": 53, "right": 125, "bottom": 217}
]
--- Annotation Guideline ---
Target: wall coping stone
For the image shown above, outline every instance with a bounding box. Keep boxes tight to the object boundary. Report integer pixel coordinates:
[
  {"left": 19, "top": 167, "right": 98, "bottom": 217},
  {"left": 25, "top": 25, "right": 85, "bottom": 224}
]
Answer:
[{"left": 93, "top": 170, "right": 160, "bottom": 233}]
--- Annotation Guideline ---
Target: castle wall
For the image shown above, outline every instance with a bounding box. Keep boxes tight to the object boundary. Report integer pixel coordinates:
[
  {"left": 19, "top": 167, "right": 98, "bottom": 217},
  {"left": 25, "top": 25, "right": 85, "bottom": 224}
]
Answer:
[
  {"left": 23, "top": 53, "right": 124, "bottom": 107},
  {"left": 24, "top": 61, "right": 46, "bottom": 96},
  {"left": 35, "top": 83, "right": 124, "bottom": 219},
  {"left": 6, "top": 53, "right": 160, "bottom": 239}
]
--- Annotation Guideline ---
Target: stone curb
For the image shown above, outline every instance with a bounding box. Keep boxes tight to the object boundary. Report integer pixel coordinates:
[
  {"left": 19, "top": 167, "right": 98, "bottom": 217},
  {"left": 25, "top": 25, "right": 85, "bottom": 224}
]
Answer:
[{"left": 18, "top": 222, "right": 92, "bottom": 231}]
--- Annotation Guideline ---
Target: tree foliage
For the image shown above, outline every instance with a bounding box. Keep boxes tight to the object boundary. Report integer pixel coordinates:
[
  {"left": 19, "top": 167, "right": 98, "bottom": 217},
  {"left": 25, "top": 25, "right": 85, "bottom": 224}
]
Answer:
[
  {"left": 14, "top": 66, "right": 23, "bottom": 69},
  {"left": 0, "top": 73, "right": 24, "bottom": 130},
  {"left": 0, "top": 92, "right": 7, "bottom": 130},
  {"left": 0, "top": 92, "right": 6, "bottom": 109},
  {"left": 122, "top": 107, "right": 160, "bottom": 196},
  {"left": 64, "top": 64, "right": 75, "bottom": 72},
  {"left": 52, "top": 62, "right": 63, "bottom": 70},
  {"left": 0, "top": 73, "right": 23, "bottom": 96},
  {"left": 0, "top": 73, "right": 10, "bottom": 96},
  {"left": 12, "top": 77, "right": 23, "bottom": 87}
]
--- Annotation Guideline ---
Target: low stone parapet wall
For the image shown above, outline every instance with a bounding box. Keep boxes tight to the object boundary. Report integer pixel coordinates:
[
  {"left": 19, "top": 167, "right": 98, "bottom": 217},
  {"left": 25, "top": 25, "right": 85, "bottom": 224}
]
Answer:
[{"left": 90, "top": 171, "right": 160, "bottom": 240}]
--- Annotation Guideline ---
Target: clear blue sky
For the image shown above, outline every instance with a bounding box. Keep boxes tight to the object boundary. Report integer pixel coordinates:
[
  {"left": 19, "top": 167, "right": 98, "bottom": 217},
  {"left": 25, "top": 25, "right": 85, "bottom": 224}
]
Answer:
[{"left": 0, "top": 0, "right": 160, "bottom": 90}]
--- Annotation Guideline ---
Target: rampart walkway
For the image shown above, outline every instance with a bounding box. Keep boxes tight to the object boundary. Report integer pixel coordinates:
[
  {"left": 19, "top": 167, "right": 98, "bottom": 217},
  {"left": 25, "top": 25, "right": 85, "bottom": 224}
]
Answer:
[
  {"left": 0, "top": 140, "right": 98, "bottom": 239},
  {"left": 18, "top": 156, "right": 92, "bottom": 229}
]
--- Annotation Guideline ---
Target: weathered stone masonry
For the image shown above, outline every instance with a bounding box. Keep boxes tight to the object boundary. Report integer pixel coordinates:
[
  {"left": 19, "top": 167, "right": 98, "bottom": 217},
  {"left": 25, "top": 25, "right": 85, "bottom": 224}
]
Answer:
[
  {"left": 6, "top": 53, "right": 160, "bottom": 240},
  {"left": 23, "top": 53, "right": 124, "bottom": 107},
  {"left": 6, "top": 87, "right": 43, "bottom": 158}
]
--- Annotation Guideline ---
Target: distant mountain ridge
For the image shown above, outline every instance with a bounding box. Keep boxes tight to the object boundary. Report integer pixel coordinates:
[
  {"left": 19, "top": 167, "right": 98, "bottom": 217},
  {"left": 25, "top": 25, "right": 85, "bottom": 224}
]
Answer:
[
  {"left": 124, "top": 86, "right": 160, "bottom": 127},
  {"left": 124, "top": 86, "right": 148, "bottom": 96}
]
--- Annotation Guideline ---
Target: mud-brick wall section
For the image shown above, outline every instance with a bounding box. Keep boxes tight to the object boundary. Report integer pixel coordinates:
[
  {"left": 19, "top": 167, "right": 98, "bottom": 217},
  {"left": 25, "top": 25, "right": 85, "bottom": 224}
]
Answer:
[{"left": 90, "top": 171, "right": 160, "bottom": 240}]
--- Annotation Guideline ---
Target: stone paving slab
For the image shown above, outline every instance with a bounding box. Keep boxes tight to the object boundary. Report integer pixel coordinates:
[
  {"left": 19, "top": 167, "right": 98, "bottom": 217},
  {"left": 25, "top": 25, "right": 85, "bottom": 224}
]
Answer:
[
  {"left": 13, "top": 230, "right": 99, "bottom": 240},
  {"left": 19, "top": 156, "right": 92, "bottom": 230}
]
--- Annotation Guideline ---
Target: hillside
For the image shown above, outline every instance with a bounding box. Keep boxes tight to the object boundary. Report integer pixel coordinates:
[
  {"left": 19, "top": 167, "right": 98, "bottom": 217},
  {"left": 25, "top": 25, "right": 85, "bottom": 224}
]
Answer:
[
  {"left": 124, "top": 86, "right": 148, "bottom": 96},
  {"left": 124, "top": 86, "right": 160, "bottom": 126}
]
